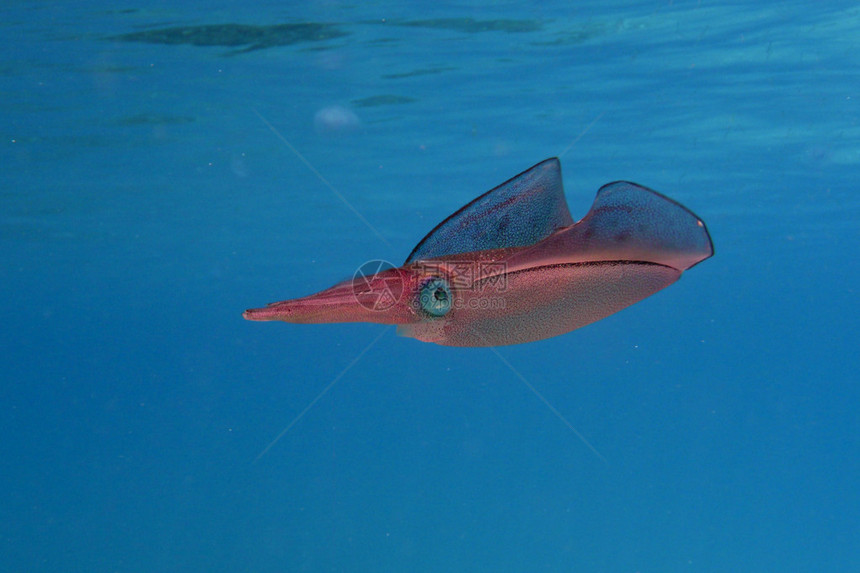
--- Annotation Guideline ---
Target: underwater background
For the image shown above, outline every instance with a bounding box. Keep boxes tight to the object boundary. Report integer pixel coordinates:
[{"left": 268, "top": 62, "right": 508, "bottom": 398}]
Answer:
[{"left": 2, "top": 1, "right": 858, "bottom": 571}]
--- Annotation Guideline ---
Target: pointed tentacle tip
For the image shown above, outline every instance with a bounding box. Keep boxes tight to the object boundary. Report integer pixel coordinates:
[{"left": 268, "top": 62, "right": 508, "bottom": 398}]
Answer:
[{"left": 243, "top": 308, "right": 272, "bottom": 321}]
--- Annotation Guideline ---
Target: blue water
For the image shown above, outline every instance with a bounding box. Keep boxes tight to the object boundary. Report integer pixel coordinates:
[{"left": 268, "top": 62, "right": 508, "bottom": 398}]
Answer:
[{"left": 2, "top": 2, "right": 858, "bottom": 571}]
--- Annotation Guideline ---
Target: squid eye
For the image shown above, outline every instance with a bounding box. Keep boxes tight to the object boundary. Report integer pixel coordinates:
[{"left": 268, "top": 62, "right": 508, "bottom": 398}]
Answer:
[{"left": 418, "top": 278, "right": 451, "bottom": 317}]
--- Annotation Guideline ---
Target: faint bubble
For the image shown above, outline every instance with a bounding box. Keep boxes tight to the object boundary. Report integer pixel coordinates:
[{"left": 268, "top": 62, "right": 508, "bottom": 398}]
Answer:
[
  {"left": 231, "top": 153, "right": 248, "bottom": 177},
  {"left": 314, "top": 105, "right": 361, "bottom": 134}
]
